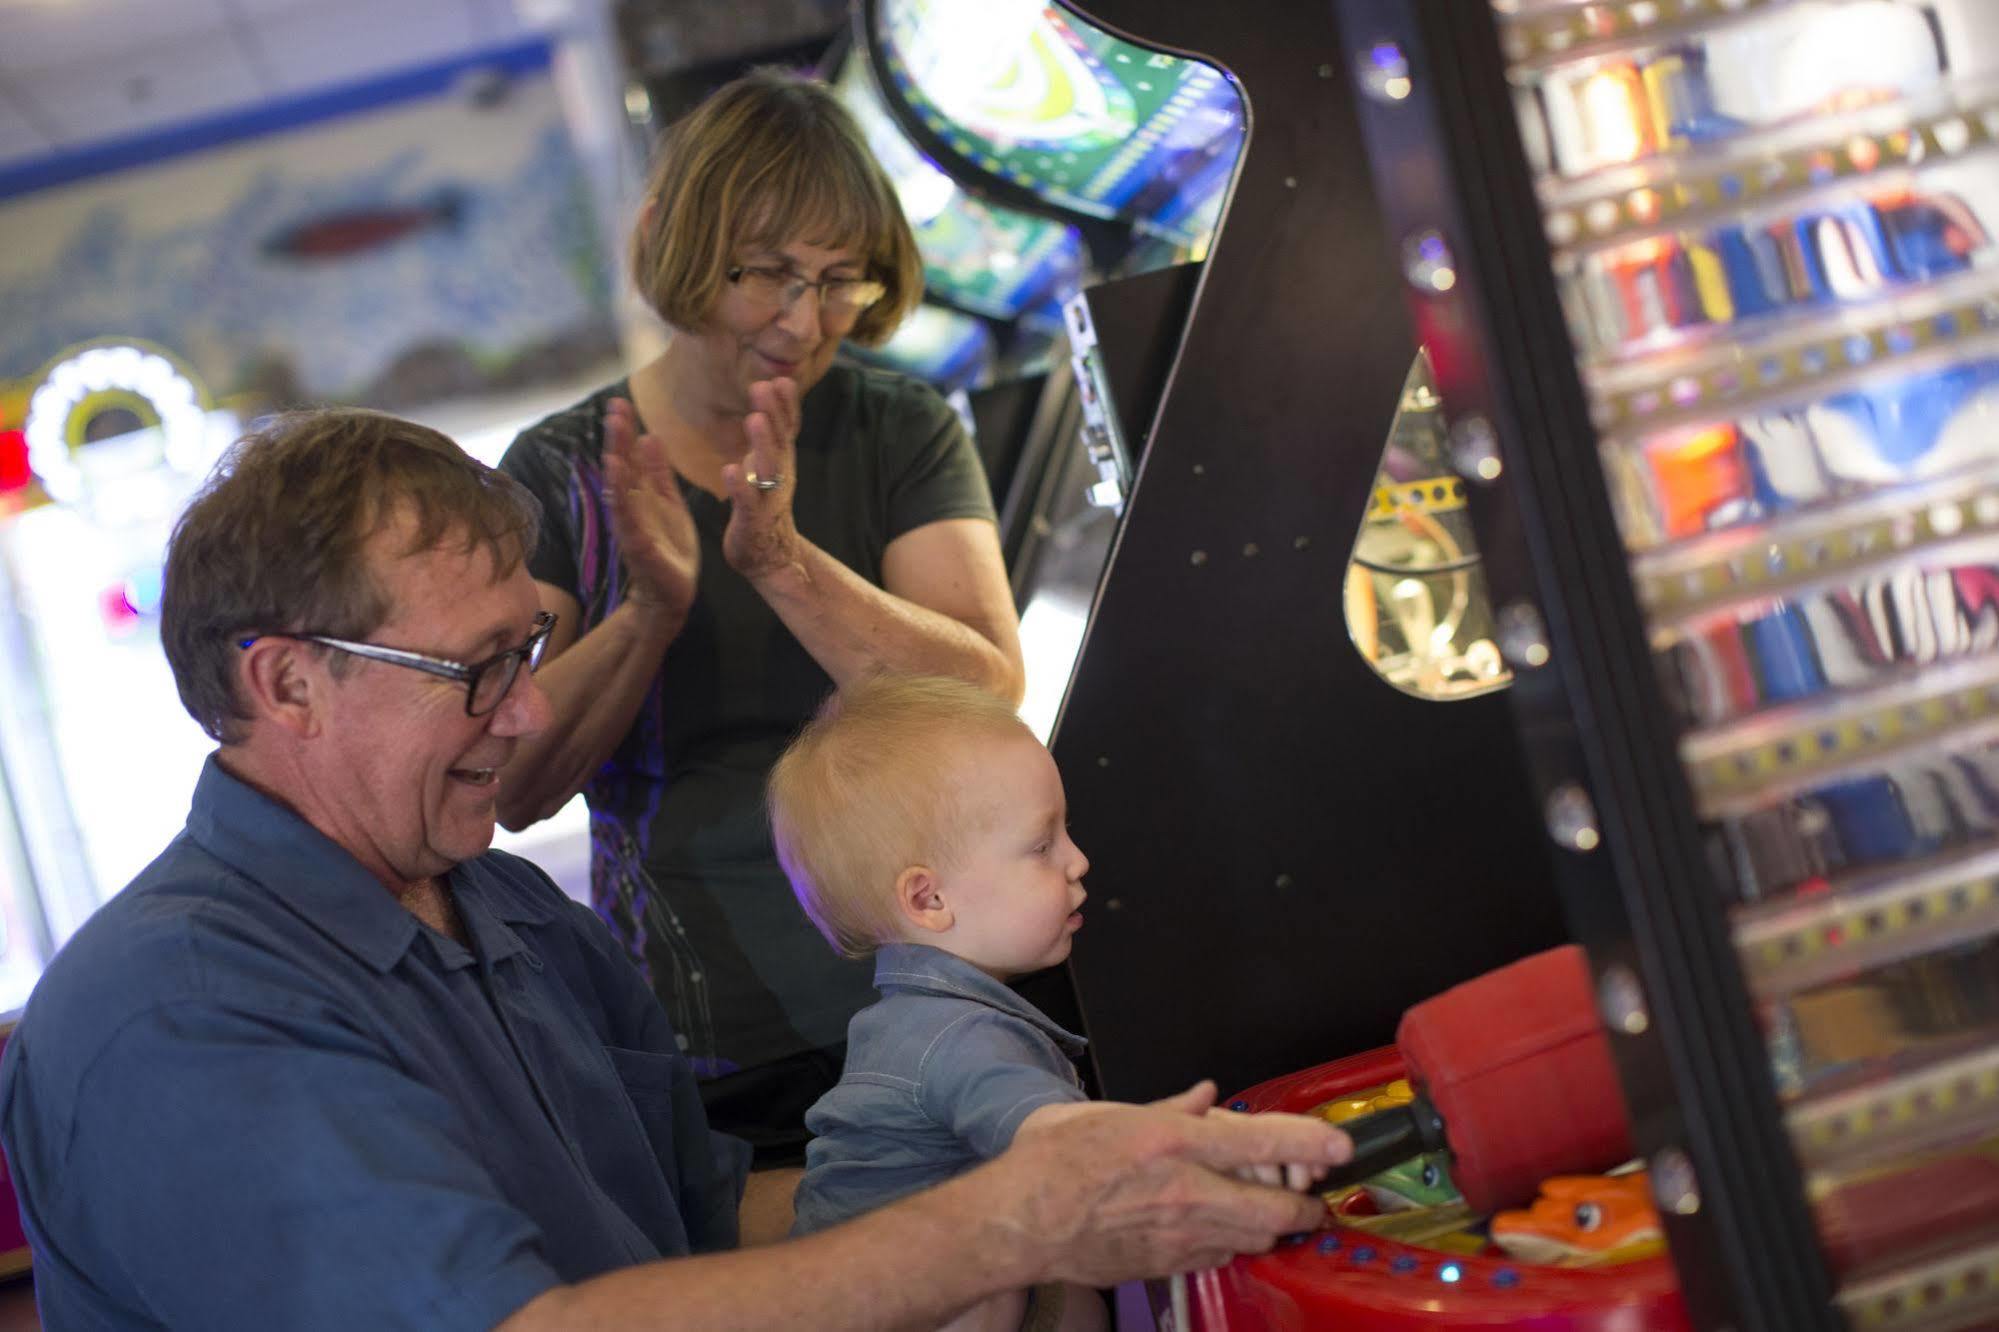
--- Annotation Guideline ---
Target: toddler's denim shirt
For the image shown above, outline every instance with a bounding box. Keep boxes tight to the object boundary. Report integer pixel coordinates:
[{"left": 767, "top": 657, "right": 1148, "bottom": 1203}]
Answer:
[{"left": 791, "top": 941, "right": 1088, "bottom": 1234}]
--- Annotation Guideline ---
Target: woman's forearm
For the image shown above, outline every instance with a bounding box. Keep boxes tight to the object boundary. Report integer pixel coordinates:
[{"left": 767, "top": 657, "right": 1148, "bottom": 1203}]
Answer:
[
  {"left": 749, "top": 537, "right": 1024, "bottom": 702},
  {"left": 497, "top": 598, "right": 684, "bottom": 829}
]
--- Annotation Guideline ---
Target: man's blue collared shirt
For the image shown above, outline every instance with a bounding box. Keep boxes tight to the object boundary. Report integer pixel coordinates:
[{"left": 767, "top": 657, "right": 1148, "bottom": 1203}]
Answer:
[
  {"left": 0, "top": 757, "right": 750, "bottom": 1331},
  {"left": 791, "top": 942, "right": 1087, "bottom": 1235}
]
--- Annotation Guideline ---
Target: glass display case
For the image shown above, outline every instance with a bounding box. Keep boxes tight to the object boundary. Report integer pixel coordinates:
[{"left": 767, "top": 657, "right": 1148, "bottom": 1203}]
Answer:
[{"left": 1336, "top": 0, "right": 1999, "bottom": 1324}]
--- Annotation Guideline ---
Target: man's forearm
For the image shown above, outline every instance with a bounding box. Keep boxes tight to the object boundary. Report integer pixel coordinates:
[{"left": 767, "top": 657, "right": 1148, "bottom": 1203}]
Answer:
[
  {"left": 738, "top": 1167, "right": 802, "bottom": 1247},
  {"left": 499, "top": 1085, "right": 1348, "bottom": 1330},
  {"left": 500, "top": 1165, "right": 1036, "bottom": 1332}
]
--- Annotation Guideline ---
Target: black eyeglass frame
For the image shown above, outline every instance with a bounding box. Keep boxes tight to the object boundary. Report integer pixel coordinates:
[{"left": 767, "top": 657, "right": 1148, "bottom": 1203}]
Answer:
[
  {"left": 237, "top": 610, "right": 557, "bottom": 716},
  {"left": 725, "top": 263, "right": 889, "bottom": 318}
]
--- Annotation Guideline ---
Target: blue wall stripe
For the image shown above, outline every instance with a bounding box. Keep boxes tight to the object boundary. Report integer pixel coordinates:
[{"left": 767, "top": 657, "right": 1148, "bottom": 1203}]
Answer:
[{"left": 0, "top": 37, "right": 555, "bottom": 202}]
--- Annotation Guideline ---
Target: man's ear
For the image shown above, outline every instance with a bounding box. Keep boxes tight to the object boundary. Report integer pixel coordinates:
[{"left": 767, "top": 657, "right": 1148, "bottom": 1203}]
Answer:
[
  {"left": 895, "top": 865, "right": 953, "bottom": 935},
  {"left": 235, "top": 638, "right": 323, "bottom": 739}
]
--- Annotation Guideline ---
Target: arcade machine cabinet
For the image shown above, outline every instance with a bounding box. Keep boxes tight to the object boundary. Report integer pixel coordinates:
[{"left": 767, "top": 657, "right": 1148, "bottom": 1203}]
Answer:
[{"left": 999, "top": 0, "right": 1567, "bottom": 1110}]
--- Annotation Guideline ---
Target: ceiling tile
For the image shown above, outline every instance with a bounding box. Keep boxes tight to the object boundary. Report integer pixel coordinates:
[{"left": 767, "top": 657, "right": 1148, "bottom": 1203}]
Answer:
[
  {"left": 14, "top": 29, "right": 264, "bottom": 148},
  {"left": 223, "top": 0, "right": 332, "bottom": 16},
  {"left": 0, "top": 90, "right": 56, "bottom": 168},
  {"left": 0, "top": 0, "right": 233, "bottom": 72},
  {"left": 254, "top": 0, "right": 485, "bottom": 93}
]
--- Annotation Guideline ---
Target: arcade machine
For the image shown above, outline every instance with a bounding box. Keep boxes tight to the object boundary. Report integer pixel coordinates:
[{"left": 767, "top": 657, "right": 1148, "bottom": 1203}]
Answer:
[
  {"left": 843, "top": 0, "right": 1278, "bottom": 739},
  {"left": 1024, "top": 0, "right": 1999, "bottom": 1326},
  {"left": 0, "top": 344, "right": 238, "bottom": 993},
  {"left": 0, "top": 386, "right": 78, "bottom": 1018},
  {"left": 888, "top": 0, "right": 1580, "bottom": 1108}
]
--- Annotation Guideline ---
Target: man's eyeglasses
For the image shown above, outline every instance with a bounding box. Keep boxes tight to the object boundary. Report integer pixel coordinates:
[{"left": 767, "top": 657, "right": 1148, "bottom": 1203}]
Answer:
[
  {"left": 238, "top": 611, "right": 557, "bottom": 717},
  {"left": 726, "top": 264, "right": 887, "bottom": 323}
]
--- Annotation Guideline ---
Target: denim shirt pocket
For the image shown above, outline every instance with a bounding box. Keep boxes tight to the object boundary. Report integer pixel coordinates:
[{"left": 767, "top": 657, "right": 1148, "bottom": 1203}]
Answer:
[
  {"left": 604, "top": 1043, "right": 744, "bottom": 1253},
  {"left": 605, "top": 1043, "right": 681, "bottom": 1109}
]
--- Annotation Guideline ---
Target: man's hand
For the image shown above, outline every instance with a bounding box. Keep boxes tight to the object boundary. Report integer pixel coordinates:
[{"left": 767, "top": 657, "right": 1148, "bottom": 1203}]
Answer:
[
  {"left": 1207, "top": 1105, "right": 1332, "bottom": 1192},
  {"left": 602, "top": 397, "right": 699, "bottom": 619},
  {"left": 987, "top": 1081, "right": 1351, "bottom": 1286}
]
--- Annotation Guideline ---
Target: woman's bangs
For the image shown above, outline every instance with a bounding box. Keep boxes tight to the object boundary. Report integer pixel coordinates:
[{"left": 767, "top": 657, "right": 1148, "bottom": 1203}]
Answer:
[{"left": 738, "top": 156, "right": 893, "bottom": 265}]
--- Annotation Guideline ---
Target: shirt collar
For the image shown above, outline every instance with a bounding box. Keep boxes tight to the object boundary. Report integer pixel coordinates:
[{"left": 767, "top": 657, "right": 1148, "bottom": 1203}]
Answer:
[
  {"left": 184, "top": 755, "right": 545, "bottom": 974},
  {"left": 871, "top": 942, "right": 1088, "bottom": 1056},
  {"left": 448, "top": 861, "right": 552, "bottom": 969}
]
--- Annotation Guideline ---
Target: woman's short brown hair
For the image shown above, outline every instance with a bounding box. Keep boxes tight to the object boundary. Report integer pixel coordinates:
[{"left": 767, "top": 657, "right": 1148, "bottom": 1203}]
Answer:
[
  {"left": 630, "top": 68, "right": 924, "bottom": 348},
  {"left": 161, "top": 408, "right": 540, "bottom": 742}
]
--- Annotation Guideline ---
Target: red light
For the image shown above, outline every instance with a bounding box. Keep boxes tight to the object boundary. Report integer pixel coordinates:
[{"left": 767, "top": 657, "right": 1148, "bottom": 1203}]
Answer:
[
  {"left": 99, "top": 585, "right": 141, "bottom": 634},
  {"left": 0, "top": 430, "right": 27, "bottom": 493}
]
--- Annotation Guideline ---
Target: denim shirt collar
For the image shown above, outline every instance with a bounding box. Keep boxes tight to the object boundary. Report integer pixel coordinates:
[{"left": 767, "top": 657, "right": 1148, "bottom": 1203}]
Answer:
[
  {"left": 184, "top": 754, "right": 551, "bottom": 975},
  {"left": 871, "top": 942, "right": 1088, "bottom": 1057}
]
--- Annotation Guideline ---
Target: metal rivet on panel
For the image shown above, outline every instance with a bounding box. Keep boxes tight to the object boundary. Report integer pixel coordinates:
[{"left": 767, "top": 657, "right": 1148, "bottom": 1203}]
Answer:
[
  {"left": 1598, "top": 964, "right": 1650, "bottom": 1034},
  {"left": 1545, "top": 784, "right": 1601, "bottom": 852}
]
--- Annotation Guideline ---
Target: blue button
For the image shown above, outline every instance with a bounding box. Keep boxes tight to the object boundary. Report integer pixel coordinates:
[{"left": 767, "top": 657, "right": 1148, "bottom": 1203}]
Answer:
[
  {"left": 1493, "top": 1268, "right": 1521, "bottom": 1288},
  {"left": 1229, "top": 1099, "right": 1249, "bottom": 1112},
  {"left": 1351, "top": 1246, "right": 1377, "bottom": 1263},
  {"left": 1391, "top": 1255, "right": 1418, "bottom": 1274},
  {"left": 1317, "top": 1235, "right": 1342, "bottom": 1255}
]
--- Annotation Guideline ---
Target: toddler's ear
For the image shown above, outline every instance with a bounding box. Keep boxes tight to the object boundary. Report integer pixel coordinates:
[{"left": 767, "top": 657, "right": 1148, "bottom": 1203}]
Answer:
[{"left": 895, "top": 866, "right": 953, "bottom": 934}]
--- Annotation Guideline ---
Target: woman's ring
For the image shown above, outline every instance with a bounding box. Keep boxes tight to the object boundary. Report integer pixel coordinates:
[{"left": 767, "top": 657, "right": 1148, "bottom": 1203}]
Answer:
[{"left": 745, "top": 471, "right": 784, "bottom": 492}]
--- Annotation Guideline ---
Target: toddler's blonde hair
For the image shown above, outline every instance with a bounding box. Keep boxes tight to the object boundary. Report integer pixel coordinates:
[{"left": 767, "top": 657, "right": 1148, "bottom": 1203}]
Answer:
[{"left": 769, "top": 674, "right": 1029, "bottom": 958}]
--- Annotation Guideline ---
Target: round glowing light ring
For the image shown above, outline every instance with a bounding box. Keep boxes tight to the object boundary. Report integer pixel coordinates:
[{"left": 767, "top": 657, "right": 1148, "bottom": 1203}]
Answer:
[{"left": 24, "top": 343, "right": 211, "bottom": 505}]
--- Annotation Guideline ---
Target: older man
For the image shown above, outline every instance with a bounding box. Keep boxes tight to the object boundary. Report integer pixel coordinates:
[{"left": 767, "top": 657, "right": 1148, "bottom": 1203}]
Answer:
[{"left": 0, "top": 409, "right": 1343, "bottom": 1330}]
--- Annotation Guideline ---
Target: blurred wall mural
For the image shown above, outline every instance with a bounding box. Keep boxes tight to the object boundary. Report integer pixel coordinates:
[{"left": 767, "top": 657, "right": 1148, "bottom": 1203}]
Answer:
[
  {"left": 0, "top": 39, "right": 616, "bottom": 1001},
  {"left": 0, "top": 40, "right": 617, "bottom": 420}
]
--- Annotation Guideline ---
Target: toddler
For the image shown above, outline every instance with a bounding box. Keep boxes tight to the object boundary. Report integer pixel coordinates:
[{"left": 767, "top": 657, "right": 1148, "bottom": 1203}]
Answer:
[{"left": 771, "top": 674, "right": 1108, "bottom": 1330}]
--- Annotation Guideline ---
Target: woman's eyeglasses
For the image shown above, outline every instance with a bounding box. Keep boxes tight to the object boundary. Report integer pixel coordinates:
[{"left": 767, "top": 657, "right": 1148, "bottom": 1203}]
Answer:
[{"left": 727, "top": 264, "right": 887, "bottom": 323}]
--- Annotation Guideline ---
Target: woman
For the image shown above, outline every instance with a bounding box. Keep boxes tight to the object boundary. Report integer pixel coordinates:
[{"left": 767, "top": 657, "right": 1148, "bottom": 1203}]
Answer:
[{"left": 497, "top": 70, "right": 1025, "bottom": 1167}]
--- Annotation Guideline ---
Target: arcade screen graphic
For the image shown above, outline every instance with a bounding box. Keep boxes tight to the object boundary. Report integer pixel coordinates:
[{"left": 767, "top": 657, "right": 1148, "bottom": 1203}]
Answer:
[
  {"left": 835, "top": 52, "right": 1085, "bottom": 322},
  {"left": 875, "top": 0, "right": 1244, "bottom": 247}
]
